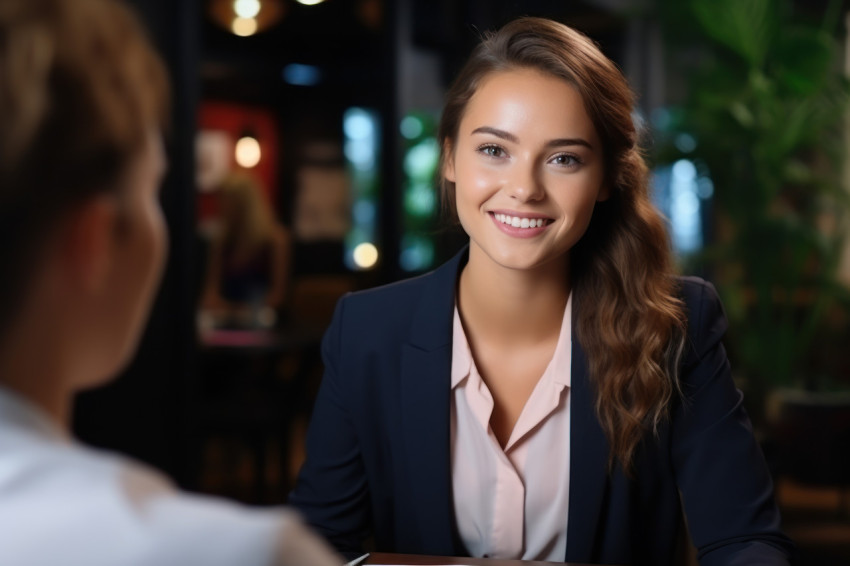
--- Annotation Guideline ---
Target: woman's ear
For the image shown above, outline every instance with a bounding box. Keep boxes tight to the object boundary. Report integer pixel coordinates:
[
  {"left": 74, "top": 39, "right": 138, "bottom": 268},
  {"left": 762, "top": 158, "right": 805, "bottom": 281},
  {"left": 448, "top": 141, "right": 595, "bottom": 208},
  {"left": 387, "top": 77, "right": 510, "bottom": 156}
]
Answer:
[
  {"left": 60, "top": 195, "right": 118, "bottom": 294},
  {"left": 597, "top": 184, "right": 610, "bottom": 202},
  {"left": 442, "top": 141, "right": 456, "bottom": 183}
]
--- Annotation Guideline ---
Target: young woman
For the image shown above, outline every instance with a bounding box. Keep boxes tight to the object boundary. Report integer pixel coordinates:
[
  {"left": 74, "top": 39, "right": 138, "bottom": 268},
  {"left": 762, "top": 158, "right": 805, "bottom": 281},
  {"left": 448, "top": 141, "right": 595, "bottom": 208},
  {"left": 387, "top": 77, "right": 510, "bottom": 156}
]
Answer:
[
  {"left": 201, "top": 171, "right": 291, "bottom": 327},
  {"left": 0, "top": 1, "right": 339, "bottom": 564},
  {"left": 289, "top": 17, "right": 794, "bottom": 565}
]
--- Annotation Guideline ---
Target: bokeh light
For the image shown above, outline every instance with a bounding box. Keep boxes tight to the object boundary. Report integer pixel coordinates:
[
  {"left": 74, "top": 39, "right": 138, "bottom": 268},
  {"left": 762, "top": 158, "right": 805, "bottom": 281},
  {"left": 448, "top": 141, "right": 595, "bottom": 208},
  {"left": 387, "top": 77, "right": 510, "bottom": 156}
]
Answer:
[
  {"left": 235, "top": 136, "right": 261, "bottom": 168},
  {"left": 352, "top": 242, "right": 379, "bottom": 269},
  {"left": 231, "top": 17, "right": 257, "bottom": 36}
]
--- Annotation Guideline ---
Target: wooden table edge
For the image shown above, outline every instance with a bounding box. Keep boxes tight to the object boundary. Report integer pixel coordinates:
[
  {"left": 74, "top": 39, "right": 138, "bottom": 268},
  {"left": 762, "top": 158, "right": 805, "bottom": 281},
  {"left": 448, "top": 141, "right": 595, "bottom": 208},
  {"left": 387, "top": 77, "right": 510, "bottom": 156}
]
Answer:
[{"left": 368, "top": 552, "right": 603, "bottom": 566}]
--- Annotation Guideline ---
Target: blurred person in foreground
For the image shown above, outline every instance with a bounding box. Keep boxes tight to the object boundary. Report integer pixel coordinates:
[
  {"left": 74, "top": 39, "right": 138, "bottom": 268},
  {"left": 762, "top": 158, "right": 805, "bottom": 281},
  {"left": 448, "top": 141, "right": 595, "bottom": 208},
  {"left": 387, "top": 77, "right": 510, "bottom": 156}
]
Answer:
[{"left": 0, "top": 1, "right": 341, "bottom": 565}]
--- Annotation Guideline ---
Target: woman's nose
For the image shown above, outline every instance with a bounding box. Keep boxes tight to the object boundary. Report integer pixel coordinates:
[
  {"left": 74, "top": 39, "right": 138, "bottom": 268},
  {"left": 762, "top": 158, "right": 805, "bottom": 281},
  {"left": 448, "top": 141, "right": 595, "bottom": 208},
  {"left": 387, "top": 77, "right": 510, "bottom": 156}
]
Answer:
[{"left": 506, "top": 161, "right": 544, "bottom": 202}]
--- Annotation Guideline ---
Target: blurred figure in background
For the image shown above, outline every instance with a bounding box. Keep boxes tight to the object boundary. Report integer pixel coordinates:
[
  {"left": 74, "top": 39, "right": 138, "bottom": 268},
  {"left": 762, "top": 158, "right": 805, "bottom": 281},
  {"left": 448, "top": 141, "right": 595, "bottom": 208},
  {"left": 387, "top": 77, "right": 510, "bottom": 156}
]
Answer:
[
  {"left": 201, "top": 171, "right": 291, "bottom": 329},
  {"left": 0, "top": 0, "right": 340, "bottom": 564}
]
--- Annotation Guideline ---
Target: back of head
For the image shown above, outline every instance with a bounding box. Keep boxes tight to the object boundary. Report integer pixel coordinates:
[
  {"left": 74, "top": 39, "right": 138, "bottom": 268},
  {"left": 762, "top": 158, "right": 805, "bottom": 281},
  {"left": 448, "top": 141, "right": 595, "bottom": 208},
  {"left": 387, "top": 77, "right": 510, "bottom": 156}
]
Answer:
[{"left": 0, "top": 0, "right": 169, "bottom": 339}]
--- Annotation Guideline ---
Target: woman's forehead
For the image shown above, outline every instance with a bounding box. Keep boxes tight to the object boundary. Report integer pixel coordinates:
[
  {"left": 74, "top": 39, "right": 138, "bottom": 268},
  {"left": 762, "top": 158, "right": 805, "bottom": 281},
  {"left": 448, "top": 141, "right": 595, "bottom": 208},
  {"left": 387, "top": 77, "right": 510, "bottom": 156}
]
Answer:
[{"left": 460, "top": 68, "right": 599, "bottom": 148}]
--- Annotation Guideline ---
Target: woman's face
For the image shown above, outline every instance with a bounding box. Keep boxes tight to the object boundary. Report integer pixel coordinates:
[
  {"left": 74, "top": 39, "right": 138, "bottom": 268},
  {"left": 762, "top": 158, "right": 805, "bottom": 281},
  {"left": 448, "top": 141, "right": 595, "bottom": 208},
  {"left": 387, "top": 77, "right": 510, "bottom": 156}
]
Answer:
[
  {"left": 99, "top": 130, "right": 168, "bottom": 377},
  {"left": 445, "top": 67, "right": 607, "bottom": 275}
]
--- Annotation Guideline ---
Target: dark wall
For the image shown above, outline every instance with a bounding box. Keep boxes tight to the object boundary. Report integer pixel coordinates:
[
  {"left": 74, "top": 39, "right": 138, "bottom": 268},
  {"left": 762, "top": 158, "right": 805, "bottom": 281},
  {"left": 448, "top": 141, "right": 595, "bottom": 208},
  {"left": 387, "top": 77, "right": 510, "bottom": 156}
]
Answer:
[{"left": 73, "top": 0, "right": 200, "bottom": 486}]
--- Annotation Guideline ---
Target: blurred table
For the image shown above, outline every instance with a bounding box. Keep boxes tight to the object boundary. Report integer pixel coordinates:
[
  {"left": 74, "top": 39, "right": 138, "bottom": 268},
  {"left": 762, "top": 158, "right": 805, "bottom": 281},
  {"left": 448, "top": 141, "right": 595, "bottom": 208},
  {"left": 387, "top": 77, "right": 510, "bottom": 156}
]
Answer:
[
  {"left": 200, "top": 325, "right": 323, "bottom": 351},
  {"left": 369, "top": 553, "right": 603, "bottom": 566},
  {"left": 192, "top": 321, "right": 325, "bottom": 503}
]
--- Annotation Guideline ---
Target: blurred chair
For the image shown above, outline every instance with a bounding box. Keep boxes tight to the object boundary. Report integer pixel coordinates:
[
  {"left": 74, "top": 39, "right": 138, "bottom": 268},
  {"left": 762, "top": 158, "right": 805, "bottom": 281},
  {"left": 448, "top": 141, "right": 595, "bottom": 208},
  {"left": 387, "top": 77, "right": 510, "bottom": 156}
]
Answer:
[
  {"left": 289, "top": 274, "right": 356, "bottom": 329},
  {"left": 770, "top": 394, "right": 850, "bottom": 517},
  {"left": 188, "top": 271, "right": 355, "bottom": 504}
]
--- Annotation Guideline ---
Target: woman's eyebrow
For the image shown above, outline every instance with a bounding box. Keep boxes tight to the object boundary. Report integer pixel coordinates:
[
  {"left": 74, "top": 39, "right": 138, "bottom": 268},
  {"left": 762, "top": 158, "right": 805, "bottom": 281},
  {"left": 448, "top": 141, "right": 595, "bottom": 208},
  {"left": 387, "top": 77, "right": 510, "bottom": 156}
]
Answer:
[
  {"left": 545, "top": 137, "right": 593, "bottom": 150},
  {"left": 471, "top": 126, "right": 519, "bottom": 143},
  {"left": 471, "top": 126, "right": 593, "bottom": 150}
]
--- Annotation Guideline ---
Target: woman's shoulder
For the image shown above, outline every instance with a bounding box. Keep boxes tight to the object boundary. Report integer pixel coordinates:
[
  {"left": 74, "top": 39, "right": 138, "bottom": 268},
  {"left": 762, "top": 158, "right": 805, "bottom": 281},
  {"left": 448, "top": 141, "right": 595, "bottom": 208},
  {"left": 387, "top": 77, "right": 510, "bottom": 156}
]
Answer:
[
  {"left": 335, "top": 249, "right": 466, "bottom": 319},
  {"left": 326, "top": 250, "right": 466, "bottom": 351},
  {"left": 677, "top": 274, "right": 718, "bottom": 302},
  {"left": 676, "top": 275, "right": 725, "bottom": 318},
  {"left": 345, "top": 270, "right": 437, "bottom": 307},
  {"left": 675, "top": 275, "right": 729, "bottom": 361},
  {"left": 331, "top": 270, "right": 448, "bottom": 340}
]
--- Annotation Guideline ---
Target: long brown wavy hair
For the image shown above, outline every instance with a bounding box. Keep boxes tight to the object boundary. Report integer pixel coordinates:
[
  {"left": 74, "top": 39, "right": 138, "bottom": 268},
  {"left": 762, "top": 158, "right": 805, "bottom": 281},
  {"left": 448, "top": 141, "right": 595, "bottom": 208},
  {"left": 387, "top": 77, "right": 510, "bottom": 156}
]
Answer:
[{"left": 438, "top": 17, "right": 687, "bottom": 472}]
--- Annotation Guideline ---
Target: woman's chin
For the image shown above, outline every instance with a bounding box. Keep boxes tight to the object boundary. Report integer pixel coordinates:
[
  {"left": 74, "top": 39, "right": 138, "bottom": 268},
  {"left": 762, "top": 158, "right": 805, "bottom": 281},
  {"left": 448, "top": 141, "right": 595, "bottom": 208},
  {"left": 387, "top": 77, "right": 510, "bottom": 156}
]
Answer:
[{"left": 76, "top": 342, "right": 138, "bottom": 393}]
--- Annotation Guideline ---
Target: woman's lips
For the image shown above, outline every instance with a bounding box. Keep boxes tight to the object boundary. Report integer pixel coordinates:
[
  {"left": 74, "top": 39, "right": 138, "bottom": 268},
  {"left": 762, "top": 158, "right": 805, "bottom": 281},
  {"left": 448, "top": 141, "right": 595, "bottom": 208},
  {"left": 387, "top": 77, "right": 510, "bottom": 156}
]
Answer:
[{"left": 489, "top": 211, "right": 552, "bottom": 237}]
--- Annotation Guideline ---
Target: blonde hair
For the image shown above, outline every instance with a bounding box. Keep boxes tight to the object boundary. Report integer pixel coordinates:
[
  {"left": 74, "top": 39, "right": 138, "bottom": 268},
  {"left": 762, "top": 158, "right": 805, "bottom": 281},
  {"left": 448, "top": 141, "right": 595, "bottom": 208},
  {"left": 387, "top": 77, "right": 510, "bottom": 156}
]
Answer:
[
  {"left": 217, "top": 172, "right": 277, "bottom": 266},
  {"left": 0, "top": 0, "right": 169, "bottom": 336}
]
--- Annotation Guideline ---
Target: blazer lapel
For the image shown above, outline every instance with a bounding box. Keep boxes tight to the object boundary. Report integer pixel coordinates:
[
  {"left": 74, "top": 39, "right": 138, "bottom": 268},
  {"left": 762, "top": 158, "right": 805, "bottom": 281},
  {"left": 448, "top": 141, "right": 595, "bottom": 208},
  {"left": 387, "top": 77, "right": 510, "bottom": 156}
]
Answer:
[
  {"left": 565, "top": 321, "right": 610, "bottom": 561},
  {"left": 400, "top": 247, "right": 468, "bottom": 555},
  {"left": 396, "top": 247, "right": 610, "bottom": 559}
]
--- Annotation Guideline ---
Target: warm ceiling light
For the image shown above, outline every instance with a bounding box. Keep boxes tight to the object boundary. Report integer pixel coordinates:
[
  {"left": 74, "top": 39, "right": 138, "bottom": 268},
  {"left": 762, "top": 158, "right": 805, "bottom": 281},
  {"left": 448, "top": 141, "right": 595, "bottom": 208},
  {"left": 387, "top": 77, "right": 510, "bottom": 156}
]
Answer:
[
  {"left": 231, "top": 16, "right": 257, "bottom": 36},
  {"left": 209, "top": 0, "right": 285, "bottom": 36},
  {"left": 233, "top": 0, "right": 261, "bottom": 19},
  {"left": 296, "top": 0, "right": 326, "bottom": 5},
  {"left": 235, "top": 136, "right": 261, "bottom": 168}
]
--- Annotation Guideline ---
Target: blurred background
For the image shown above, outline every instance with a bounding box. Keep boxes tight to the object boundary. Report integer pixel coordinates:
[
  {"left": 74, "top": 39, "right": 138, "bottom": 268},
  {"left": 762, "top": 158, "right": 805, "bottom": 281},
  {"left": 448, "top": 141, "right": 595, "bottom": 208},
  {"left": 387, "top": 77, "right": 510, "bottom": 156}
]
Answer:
[{"left": 70, "top": 0, "right": 850, "bottom": 564}]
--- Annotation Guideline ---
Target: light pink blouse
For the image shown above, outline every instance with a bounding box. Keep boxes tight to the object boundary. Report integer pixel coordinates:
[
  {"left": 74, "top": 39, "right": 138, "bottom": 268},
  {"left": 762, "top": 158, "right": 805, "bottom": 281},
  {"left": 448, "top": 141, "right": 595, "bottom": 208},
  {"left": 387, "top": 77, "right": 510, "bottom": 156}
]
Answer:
[{"left": 450, "top": 296, "right": 572, "bottom": 561}]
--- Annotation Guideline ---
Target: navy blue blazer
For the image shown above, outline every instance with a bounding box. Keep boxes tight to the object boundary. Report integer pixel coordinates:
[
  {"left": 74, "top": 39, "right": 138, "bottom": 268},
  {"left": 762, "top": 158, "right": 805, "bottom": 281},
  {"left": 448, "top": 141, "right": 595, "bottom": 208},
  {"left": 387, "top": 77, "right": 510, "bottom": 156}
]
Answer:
[{"left": 289, "top": 248, "right": 794, "bottom": 565}]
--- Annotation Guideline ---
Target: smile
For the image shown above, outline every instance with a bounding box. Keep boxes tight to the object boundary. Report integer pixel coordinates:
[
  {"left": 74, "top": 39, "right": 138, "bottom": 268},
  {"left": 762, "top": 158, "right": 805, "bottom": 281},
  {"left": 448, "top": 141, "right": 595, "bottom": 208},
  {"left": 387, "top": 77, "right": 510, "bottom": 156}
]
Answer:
[{"left": 493, "top": 213, "right": 549, "bottom": 229}]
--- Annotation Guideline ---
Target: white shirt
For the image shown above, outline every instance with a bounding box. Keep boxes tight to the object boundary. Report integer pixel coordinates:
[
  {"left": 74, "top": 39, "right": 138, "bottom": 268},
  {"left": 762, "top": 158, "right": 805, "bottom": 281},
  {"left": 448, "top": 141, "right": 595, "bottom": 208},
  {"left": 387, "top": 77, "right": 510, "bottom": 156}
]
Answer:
[
  {"left": 0, "top": 385, "right": 334, "bottom": 566},
  {"left": 450, "top": 296, "right": 572, "bottom": 561}
]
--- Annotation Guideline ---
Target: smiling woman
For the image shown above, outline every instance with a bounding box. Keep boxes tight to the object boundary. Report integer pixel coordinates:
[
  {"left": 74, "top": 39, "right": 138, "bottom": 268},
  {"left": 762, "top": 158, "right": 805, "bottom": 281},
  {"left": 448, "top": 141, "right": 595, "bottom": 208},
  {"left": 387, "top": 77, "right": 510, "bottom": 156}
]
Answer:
[{"left": 288, "top": 16, "right": 795, "bottom": 566}]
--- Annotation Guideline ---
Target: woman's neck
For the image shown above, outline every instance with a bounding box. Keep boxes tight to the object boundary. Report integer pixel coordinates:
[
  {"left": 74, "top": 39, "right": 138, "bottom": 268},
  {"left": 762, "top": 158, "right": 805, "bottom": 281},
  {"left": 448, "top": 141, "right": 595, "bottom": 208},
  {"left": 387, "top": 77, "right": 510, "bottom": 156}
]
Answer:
[
  {"left": 457, "top": 247, "right": 570, "bottom": 349},
  {"left": 0, "top": 351, "right": 70, "bottom": 429},
  {"left": 0, "top": 302, "right": 75, "bottom": 431}
]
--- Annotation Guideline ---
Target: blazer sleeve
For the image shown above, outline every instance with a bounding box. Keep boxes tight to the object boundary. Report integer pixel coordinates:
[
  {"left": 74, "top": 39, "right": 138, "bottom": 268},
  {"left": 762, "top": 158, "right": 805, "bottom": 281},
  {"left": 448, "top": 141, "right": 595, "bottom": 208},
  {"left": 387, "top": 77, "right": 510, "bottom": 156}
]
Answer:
[
  {"left": 672, "top": 279, "right": 795, "bottom": 565},
  {"left": 287, "top": 296, "right": 371, "bottom": 556}
]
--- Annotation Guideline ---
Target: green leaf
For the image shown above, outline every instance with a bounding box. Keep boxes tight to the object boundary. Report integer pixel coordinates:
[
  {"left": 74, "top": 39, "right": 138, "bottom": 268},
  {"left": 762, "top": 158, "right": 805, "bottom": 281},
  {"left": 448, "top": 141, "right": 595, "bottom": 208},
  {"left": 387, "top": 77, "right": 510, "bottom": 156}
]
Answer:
[
  {"left": 729, "top": 101, "right": 756, "bottom": 128},
  {"left": 691, "top": 0, "right": 778, "bottom": 67},
  {"left": 771, "top": 28, "right": 835, "bottom": 95}
]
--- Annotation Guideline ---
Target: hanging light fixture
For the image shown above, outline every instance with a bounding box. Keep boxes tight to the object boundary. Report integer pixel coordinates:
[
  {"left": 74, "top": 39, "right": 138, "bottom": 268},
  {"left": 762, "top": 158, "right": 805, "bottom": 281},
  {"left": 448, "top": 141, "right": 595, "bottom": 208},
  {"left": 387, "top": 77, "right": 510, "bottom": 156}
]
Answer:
[
  {"left": 231, "top": 17, "right": 258, "bottom": 36},
  {"left": 233, "top": 0, "right": 261, "bottom": 18},
  {"left": 208, "top": 0, "right": 286, "bottom": 37}
]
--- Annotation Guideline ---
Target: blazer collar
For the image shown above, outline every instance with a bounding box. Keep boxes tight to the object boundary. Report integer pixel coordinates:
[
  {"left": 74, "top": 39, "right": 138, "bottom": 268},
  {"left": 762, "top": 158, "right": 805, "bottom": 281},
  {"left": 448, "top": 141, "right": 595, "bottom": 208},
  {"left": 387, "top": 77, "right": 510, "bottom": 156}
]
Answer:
[
  {"left": 565, "top": 324, "right": 610, "bottom": 561},
  {"left": 406, "top": 246, "right": 469, "bottom": 352},
  {"left": 400, "top": 245, "right": 468, "bottom": 554},
  {"left": 399, "top": 246, "right": 610, "bottom": 559}
]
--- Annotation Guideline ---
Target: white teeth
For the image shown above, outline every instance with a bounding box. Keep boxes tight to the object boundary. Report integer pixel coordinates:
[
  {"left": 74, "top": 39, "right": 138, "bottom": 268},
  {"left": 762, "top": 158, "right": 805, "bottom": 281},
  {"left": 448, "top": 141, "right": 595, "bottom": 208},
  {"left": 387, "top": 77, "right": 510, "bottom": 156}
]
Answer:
[{"left": 495, "top": 214, "right": 546, "bottom": 229}]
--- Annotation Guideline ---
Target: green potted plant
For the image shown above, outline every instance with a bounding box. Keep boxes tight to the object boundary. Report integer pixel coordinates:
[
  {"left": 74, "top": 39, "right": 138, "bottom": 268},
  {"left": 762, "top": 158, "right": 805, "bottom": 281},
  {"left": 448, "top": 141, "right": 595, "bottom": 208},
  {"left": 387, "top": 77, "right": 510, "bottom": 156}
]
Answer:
[{"left": 656, "top": 0, "right": 850, "bottom": 484}]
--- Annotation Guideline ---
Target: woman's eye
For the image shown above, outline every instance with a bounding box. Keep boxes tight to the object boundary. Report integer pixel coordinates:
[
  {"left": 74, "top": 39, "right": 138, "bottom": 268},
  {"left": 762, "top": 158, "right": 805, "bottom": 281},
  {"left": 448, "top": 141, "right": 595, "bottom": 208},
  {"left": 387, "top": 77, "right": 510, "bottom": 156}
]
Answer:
[
  {"left": 551, "top": 153, "right": 581, "bottom": 167},
  {"left": 478, "top": 145, "right": 505, "bottom": 158}
]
